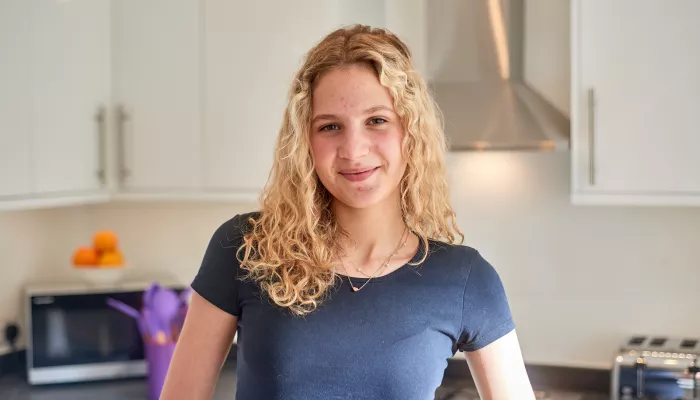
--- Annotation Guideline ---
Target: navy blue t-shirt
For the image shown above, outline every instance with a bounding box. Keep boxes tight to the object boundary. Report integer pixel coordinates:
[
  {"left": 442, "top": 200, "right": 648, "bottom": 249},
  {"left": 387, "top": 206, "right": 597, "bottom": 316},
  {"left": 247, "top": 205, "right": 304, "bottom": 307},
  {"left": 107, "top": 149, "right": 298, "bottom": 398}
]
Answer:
[{"left": 191, "top": 212, "right": 515, "bottom": 400}]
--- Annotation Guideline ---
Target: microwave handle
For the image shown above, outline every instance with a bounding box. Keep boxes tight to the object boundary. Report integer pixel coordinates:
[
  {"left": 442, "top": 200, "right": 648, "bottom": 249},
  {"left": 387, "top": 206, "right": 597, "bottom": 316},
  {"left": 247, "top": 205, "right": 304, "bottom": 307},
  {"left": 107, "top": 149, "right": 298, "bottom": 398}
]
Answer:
[
  {"left": 689, "top": 361, "right": 700, "bottom": 400},
  {"left": 634, "top": 357, "right": 645, "bottom": 399}
]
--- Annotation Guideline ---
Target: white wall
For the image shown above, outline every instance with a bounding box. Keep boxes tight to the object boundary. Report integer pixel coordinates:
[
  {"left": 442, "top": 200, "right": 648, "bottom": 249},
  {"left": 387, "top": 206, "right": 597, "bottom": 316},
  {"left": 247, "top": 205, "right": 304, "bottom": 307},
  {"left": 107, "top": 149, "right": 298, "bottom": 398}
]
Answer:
[
  {"left": 3, "top": 156, "right": 700, "bottom": 368},
  {"left": 448, "top": 152, "right": 700, "bottom": 368},
  {"left": 0, "top": 206, "right": 89, "bottom": 354},
  {"left": 0, "top": 202, "right": 252, "bottom": 355}
]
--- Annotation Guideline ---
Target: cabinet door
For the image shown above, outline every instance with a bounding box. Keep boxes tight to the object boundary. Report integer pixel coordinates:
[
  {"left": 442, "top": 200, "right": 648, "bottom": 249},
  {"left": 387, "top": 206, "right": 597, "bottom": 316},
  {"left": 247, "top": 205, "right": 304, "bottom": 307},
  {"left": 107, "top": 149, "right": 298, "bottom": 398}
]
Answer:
[
  {"left": 334, "top": 0, "right": 428, "bottom": 76},
  {"left": 0, "top": 0, "right": 33, "bottom": 197},
  {"left": 202, "top": 0, "right": 339, "bottom": 196},
  {"left": 30, "top": 0, "right": 110, "bottom": 194},
  {"left": 384, "top": 0, "right": 428, "bottom": 77},
  {"left": 113, "top": 0, "right": 201, "bottom": 191},
  {"left": 573, "top": 0, "right": 700, "bottom": 203}
]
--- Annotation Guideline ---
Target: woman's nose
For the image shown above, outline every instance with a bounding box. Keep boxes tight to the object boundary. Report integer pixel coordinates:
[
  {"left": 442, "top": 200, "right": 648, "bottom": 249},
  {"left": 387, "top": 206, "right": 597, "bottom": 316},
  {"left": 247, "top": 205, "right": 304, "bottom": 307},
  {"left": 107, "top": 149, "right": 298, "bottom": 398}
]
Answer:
[{"left": 338, "top": 125, "right": 370, "bottom": 160}]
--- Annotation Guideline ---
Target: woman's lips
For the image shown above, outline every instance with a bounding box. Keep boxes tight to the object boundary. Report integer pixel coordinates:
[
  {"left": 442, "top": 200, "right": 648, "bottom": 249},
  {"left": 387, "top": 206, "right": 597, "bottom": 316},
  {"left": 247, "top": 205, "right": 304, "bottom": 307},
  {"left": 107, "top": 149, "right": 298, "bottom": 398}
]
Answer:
[{"left": 339, "top": 167, "right": 379, "bottom": 182}]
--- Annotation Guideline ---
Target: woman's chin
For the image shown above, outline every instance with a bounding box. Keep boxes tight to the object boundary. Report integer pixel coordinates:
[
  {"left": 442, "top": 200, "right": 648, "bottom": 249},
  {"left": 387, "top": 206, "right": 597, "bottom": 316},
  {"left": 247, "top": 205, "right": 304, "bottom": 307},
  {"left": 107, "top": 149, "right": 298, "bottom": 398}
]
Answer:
[{"left": 332, "top": 188, "right": 394, "bottom": 210}]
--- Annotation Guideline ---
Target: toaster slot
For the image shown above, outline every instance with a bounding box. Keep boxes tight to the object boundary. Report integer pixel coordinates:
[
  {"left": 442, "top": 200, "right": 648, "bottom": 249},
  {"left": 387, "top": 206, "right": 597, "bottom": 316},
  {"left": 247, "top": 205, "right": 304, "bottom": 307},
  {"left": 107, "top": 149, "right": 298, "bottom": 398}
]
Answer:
[{"left": 628, "top": 336, "right": 646, "bottom": 346}]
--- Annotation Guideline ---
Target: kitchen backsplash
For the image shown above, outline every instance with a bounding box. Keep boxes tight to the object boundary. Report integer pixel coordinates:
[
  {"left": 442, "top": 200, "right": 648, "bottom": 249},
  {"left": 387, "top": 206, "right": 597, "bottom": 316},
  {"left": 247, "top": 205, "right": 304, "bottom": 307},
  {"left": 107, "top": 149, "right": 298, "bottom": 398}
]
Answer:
[{"left": 2, "top": 151, "right": 700, "bottom": 368}]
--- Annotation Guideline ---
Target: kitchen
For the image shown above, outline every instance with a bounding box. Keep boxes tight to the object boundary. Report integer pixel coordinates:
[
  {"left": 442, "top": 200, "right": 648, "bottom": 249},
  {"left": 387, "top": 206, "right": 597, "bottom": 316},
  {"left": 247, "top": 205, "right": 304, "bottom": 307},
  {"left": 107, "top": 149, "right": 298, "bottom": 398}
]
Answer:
[{"left": 1, "top": 0, "right": 700, "bottom": 399}]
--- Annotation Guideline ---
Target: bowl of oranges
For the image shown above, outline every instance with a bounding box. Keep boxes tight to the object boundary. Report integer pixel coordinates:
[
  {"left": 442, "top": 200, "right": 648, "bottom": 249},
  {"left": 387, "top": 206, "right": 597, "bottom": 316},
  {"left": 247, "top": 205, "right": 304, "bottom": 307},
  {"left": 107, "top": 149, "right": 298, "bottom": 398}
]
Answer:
[{"left": 72, "top": 230, "right": 127, "bottom": 285}]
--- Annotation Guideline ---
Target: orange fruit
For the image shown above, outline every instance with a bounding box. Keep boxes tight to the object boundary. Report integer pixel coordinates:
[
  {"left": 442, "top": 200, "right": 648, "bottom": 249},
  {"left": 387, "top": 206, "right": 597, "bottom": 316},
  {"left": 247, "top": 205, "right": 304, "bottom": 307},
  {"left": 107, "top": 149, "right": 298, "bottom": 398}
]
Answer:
[
  {"left": 98, "top": 250, "right": 124, "bottom": 267},
  {"left": 72, "top": 247, "right": 99, "bottom": 267},
  {"left": 93, "top": 230, "right": 119, "bottom": 252}
]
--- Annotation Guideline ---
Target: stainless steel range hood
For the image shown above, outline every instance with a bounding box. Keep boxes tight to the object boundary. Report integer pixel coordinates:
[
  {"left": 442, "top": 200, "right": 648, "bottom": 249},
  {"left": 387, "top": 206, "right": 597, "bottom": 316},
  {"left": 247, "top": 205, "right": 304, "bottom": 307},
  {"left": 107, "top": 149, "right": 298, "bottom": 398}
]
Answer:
[{"left": 427, "top": 0, "right": 570, "bottom": 151}]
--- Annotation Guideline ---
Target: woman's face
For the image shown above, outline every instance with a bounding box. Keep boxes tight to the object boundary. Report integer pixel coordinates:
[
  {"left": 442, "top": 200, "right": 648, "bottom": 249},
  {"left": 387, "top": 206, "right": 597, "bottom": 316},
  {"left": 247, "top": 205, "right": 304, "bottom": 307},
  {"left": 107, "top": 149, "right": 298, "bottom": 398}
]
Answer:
[{"left": 309, "top": 64, "right": 407, "bottom": 210}]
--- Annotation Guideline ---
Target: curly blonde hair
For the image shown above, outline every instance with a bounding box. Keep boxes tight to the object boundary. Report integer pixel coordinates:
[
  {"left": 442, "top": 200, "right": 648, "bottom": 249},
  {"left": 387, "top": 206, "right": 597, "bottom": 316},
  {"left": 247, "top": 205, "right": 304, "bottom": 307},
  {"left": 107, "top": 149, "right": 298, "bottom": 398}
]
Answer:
[{"left": 237, "top": 24, "right": 463, "bottom": 316}]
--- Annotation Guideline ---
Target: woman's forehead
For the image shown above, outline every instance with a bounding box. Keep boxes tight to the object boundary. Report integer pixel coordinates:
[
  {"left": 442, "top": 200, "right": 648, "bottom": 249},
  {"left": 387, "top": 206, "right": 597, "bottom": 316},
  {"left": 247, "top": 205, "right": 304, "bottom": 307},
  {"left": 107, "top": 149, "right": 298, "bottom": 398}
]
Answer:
[{"left": 311, "top": 65, "right": 395, "bottom": 117}]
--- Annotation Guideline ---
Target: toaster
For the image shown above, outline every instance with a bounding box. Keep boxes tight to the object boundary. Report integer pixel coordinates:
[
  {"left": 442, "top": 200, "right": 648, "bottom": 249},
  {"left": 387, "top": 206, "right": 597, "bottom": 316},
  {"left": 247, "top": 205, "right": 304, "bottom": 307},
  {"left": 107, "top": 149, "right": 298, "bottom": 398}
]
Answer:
[{"left": 612, "top": 335, "right": 700, "bottom": 399}]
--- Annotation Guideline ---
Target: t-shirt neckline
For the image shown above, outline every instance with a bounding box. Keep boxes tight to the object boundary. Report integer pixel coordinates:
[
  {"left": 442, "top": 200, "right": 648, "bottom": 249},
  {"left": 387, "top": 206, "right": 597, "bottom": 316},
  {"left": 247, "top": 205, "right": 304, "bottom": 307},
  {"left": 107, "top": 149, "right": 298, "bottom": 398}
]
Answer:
[{"left": 334, "top": 236, "right": 427, "bottom": 283}]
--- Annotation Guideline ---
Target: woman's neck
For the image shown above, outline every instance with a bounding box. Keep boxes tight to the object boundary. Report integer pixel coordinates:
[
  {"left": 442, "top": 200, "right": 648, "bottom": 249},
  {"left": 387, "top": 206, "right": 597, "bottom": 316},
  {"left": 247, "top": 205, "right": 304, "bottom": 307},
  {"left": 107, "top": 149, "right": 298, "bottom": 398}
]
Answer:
[{"left": 332, "top": 197, "right": 407, "bottom": 264}]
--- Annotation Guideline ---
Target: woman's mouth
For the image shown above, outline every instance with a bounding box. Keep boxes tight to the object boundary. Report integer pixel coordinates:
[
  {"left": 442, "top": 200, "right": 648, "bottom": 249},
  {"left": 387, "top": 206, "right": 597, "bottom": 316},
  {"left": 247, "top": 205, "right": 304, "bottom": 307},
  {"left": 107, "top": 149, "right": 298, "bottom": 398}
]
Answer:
[{"left": 339, "top": 167, "right": 379, "bottom": 182}]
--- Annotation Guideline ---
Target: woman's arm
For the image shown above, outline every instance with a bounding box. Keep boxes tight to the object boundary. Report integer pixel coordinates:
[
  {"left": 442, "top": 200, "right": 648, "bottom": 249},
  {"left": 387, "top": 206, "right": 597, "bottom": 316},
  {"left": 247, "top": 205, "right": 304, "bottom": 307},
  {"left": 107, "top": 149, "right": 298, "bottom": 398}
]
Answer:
[
  {"left": 160, "top": 291, "right": 238, "bottom": 400},
  {"left": 464, "top": 330, "right": 535, "bottom": 400}
]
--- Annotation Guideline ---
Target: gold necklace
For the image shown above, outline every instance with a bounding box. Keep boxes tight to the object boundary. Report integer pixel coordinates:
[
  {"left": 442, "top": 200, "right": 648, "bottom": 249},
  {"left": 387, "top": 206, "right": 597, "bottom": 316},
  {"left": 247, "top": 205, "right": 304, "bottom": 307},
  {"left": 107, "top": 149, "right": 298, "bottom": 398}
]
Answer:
[
  {"left": 342, "top": 226, "right": 409, "bottom": 292},
  {"left": 344, "top": 227, "right": 407, "bottom": 281}
]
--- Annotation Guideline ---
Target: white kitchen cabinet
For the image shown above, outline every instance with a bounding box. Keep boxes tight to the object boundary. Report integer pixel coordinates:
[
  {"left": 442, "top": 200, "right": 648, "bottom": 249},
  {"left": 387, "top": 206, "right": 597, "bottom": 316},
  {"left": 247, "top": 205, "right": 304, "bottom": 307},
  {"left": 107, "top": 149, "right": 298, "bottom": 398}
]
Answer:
[
  {"left": 202, "top": 0, "right": 427, "bottom": 199},
  {"left": 384, "top": 0, "right": 428, "bottom": 78},
  {"left": 112, "top": 0, "right": 202, "bottom": 193},
  {"left": 0, "top": 0, "right": 33, "bottom": 198},
  {"left": 333, "top": 0, "right": 428, "bottom": 77},
  {"left": 30, "top": 0, "right": 111, "bottom": 194},
  {"left": 0, "top": 0, "right": 434, "bottom": 210},
  {"left": 1, "top": 0, "right": 110, "bottom": 210},
  {"left": 572, "top": 0, "right": 700, "bottom": 205},
  {"left": 202, "top": 0, "right": 339, "bottom": 197}
]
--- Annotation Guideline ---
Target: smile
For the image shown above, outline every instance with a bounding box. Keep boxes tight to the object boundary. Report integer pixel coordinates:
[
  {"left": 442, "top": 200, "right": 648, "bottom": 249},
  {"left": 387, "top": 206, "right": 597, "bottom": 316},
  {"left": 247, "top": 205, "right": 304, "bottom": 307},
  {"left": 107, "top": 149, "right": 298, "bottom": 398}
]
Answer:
[{"left": 339, "top": 167, "right": 379, "bottom": 182}]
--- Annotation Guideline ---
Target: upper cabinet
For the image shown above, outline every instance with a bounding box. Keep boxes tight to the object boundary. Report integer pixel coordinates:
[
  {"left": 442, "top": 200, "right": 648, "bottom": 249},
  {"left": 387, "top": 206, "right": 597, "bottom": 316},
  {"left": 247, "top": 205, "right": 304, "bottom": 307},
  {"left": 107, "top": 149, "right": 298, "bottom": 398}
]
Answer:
[
  {"left": 112, "top": 0, "right": 202, "bottom": 193},
  {"left": 30, "top": 0, "right": 111, "bottom": 194},
  {"left": 202, "top": 1, "right": 330, "bottom": 196},
  {"left": 0, "top": 0, "right": 110, "bottom": 210},
  {"left": 331, "top": 0, "right": 428, "bottom": 77},
  {"left": 202, "top": 0, "right": 352, "bottom": 197},
  {"left": 0, "top": 0, "right": 33, "bottom": 198},
  {"left": 5, "top": 0, "right": 699, "bottom": 211},
  {"left": 571, "top": 0, "right": 700, "bottom": 205},
  {"left": 383, "top": 0, "right": 428, "bottom": 77}
]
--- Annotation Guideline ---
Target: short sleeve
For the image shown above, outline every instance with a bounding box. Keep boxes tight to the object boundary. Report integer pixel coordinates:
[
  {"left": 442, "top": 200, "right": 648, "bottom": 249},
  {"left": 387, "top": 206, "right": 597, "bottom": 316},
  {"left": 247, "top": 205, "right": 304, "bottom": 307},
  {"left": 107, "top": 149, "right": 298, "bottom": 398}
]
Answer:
[
  {"left": 456, "top": 251, "right": 515, "bottom": 352},
  {"left": 190, "top": 214, "right": 250, "bottom": 317}
]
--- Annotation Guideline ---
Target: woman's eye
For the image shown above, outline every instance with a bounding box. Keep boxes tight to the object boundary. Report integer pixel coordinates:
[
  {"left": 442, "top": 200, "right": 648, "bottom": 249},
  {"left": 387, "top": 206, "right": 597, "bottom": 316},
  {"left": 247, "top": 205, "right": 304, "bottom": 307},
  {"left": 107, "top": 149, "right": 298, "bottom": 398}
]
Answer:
[
  {"left": 319, "top": 124, "right": 340, "bottom": 131},
  {"left": 368, "top": 117, "right": 387, "bottom": 125}
]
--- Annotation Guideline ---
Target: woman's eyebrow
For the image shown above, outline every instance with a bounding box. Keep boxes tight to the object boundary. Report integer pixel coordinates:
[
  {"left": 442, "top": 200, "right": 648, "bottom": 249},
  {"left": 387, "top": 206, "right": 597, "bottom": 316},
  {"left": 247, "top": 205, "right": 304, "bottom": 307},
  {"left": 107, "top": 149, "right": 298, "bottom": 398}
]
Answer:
[
  {"left": 311, "top": 105, "right": 394, "bottom": 125},
  {"left": 311, "top": 114, "right": 338, "bottom": 125},
  {"left": 363, "top": 105, "right": 393, "bottom": 114}
]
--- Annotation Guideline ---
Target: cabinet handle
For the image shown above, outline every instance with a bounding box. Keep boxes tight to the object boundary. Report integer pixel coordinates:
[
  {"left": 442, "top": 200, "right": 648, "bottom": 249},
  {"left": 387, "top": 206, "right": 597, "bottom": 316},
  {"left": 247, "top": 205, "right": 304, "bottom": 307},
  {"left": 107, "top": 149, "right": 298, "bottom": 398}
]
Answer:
[
  {"left": 587, "top": 88, "right": 596, "bottom": 186},
  {"left": 95, "top": 106, "right": 107, "bottom": 185},
  {"left": 116, "top": 105, "right": 130, "bottom": 182}
]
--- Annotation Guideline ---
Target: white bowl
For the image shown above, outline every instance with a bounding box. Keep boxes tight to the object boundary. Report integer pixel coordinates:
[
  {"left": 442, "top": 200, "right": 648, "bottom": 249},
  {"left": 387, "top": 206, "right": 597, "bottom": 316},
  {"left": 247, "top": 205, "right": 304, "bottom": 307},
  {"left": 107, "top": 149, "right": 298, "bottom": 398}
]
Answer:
[{"left": 76, "top": 265, "right": 128, "bottom": 286}]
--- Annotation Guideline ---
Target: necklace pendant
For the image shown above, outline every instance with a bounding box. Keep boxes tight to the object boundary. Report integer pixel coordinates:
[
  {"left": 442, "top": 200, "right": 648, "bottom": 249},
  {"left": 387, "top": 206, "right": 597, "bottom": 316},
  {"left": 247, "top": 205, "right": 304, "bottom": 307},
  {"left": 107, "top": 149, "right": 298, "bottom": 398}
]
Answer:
[{"left": 352, "top": 286, "right": 359, "bottom": 292}]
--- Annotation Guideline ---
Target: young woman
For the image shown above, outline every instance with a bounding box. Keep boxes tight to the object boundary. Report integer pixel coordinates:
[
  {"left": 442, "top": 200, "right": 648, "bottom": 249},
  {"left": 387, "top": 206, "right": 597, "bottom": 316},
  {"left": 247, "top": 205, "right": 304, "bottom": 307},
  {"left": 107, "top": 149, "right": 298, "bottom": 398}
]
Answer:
[{"left": 161, "top": 25, "right": 534, "bottom": 399}]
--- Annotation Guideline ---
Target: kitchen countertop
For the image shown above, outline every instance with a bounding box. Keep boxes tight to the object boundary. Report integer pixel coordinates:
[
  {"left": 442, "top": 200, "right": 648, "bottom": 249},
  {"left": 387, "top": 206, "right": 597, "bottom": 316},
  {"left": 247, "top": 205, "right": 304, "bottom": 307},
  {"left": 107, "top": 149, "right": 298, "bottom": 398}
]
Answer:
[{"left": 0, "top": 363, "right": 608, "bottom": 400}]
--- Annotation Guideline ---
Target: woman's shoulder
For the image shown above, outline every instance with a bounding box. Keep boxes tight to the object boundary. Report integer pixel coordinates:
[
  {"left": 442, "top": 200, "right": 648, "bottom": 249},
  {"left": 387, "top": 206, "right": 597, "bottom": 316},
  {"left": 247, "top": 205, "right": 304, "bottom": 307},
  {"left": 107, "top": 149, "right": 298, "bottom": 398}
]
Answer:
[
  {"left": 212, "top": 211, "right": 260, "bottom": 239},
  {"left": 203, "top": 211, "right": 260, "bottom": 257},
  {"left": 425, "top": 239, "right": 479, "bottom": 266},
  {"left": 191, "top": 212, "right": 260, "bottom": 317},
  {"left": 221, "top": 210, "right": 261, "bottom": 232},
  {"left": 424, "top": 240, "right": 500, "bottom": 280}
]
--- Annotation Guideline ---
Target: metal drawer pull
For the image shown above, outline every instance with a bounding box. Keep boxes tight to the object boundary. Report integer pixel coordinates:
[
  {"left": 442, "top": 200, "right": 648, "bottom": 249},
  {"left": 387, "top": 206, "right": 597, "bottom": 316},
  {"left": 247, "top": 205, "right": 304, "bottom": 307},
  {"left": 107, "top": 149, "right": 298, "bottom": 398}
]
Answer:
[
  {"left": 587, "top": 88, "right": 596, "bottom": 186},
  {"left": 116, "top": 105, "right": 130, "bottom": 182},
  {"left": 95, "top": 106, "right": 107, "bottom": 185}
]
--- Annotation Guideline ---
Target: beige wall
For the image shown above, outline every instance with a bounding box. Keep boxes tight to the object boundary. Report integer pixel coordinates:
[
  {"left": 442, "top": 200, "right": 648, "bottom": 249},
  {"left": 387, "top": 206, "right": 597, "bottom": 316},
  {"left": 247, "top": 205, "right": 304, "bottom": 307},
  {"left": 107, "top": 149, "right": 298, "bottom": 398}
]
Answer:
[
  {"left": 0, "top": 207, "right": 85, "bottom": 354},
  {"left": 0, "top": 202, "right": 250, "bottom": 355},
  {"left": 3, "top": 152, "right": 700, "bottom": 367},
  {"left": 449, "top": 151, "right": 700, "bottom": 368}
]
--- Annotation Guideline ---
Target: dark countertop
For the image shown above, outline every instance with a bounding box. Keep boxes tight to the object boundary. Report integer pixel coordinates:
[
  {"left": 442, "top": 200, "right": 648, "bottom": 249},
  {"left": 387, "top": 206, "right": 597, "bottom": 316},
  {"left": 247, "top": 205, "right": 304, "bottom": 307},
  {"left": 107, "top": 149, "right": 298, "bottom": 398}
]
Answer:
[{"left": 0, "top": 363, "right": 607, "bottom": 400}]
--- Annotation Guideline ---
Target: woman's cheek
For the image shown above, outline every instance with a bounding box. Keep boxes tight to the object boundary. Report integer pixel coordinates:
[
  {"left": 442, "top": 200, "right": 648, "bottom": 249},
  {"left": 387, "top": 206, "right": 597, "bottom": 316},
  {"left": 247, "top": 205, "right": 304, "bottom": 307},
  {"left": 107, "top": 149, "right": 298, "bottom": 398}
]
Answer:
[{"left": 310, "top": 138, "right": 335, "bottom": 174}]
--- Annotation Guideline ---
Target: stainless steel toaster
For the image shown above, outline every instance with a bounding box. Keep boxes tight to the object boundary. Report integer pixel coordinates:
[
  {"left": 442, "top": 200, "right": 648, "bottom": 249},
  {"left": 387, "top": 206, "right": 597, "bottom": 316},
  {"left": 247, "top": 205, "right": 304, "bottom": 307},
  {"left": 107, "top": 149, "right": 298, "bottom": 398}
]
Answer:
[{"left": 612, "top": 335, "right": 700, "bottom": 399}]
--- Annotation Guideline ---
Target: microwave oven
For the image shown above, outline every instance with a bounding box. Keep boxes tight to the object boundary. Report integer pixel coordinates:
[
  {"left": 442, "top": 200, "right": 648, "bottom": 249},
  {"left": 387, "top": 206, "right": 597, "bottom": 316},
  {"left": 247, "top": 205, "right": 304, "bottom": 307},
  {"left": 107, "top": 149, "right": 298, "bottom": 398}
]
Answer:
[{"left": 24, "top": 279, "right": 186, "bottom": 385}]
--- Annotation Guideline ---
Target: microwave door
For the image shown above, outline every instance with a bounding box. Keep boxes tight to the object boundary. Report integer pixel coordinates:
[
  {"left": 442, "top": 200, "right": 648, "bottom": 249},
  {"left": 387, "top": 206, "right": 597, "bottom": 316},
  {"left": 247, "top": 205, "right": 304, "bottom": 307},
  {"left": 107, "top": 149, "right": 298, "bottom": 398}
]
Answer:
[
  {"left": 30, "top": 291, "right": 144, "bottom": 370},
  {"left": 26, "top": 284, "right": 185, "bottom": 385},
  {"left": 46, "top": 308, "right": 70, "bottom": 359}
]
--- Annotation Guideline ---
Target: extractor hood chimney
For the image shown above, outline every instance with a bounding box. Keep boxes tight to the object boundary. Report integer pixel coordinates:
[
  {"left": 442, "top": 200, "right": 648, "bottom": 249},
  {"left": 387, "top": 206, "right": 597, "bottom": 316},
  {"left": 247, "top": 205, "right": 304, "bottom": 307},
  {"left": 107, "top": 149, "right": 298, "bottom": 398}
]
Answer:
[{"left": 427, "top": 0, "right": 570, "bottom": 151}]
